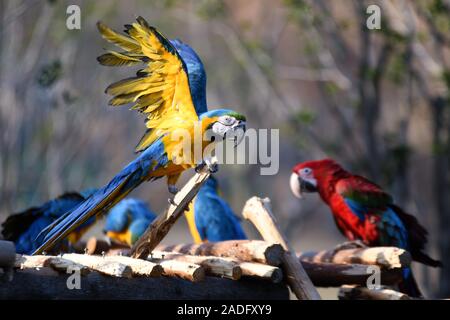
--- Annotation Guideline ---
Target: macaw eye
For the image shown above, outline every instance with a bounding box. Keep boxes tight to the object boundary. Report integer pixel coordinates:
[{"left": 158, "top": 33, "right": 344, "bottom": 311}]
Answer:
[
  {"left": 219, "top": 116, "right": 234, "bottom": 126},
  {"left": 301, "top": 168, "right": 312, "bottom": 175}
]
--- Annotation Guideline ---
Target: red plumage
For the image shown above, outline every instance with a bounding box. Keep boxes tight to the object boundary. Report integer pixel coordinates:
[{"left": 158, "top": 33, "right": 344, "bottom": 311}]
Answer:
[{"left": 291, "top": 158, "right": 441, "bottom": 267}]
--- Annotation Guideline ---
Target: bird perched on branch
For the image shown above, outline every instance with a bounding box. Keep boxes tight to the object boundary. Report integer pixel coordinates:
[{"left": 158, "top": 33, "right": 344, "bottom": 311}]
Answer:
[
  {"left": 290, "top": 158, "right": 442, "bottom": 297},
  {"left": 104, "top": 198, "right": 156, "bottom": 247},
  {"left": 1, "top": 189, "right": 97, "bottom": 254},
  {"left": 32, "top": 17, "right": 246, "bottom": 254},
  {"left": 185, "top": 176, "right": 246, "bottom": 243}
]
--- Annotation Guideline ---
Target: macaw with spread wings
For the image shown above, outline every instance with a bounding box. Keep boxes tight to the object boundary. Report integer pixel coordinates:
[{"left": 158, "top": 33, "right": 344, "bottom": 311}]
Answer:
[{"left": 32, "top": 17, "right": 246, "bottom": 254}]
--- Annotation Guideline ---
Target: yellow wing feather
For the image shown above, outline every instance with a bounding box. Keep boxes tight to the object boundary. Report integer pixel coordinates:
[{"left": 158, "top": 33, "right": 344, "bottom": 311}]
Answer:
[{"left": 97, "top": 17, "right": 199, "bottom": 152}]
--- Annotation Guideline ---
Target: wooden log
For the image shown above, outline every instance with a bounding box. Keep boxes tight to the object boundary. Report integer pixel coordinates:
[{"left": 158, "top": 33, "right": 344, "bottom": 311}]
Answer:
[
  {"left": 299, "top": 246, "right": 411, "bottom": 269},
  {"left": 131, "top": 168, "right": 212, "bottom": 259},
  {"left": 0, "top": 240, "right": 16, "bottom": 268},
  {"left": 102, "top": 255, "right": 163, "bottom": 277},
  {"left": 107, "top": 248, "right": 131, "bottom": 256},
  {"left": 15, "top": 254, "right": 49, "bottom": 269},
  {"left": 302, "top": 261, "right": 403, "bottom": 287},
  {"left": 0, "top": 268, "right": 289, "bottom": 300},
  {"left": 15, "top": 254, "right": 90, "bottom": 275},
  {"left": 151, "top": 251, "right": 241, "bottom": 280},
  {"left": 157, "top": 260, "right": 205, "bottom": 282},
  {"left": 242, "top": 196, "right": 321, "bottom": 300},
  {"left": 238, "top": 262, "right": 283, "bottom": 283},
  {"left": 61, "top": 253, "right": 132, "bottom": 278},
  {"left": 338, "top": 285, "right": 413, "bottom": 300},
  {"left": 152, "top": 251, "right": 282, "bottom": 282},
  {"left": 157, "top": 240, "right": 284, "bottom": 266}
]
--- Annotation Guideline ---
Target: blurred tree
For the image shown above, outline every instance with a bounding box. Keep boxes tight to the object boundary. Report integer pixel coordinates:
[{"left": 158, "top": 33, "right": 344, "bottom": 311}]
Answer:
[{"left": 0, "top": 0, "right": 448, "bottom": 298}]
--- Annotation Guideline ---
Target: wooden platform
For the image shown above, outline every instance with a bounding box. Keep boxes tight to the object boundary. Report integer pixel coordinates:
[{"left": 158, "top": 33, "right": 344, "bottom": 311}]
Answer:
[{"left": 0, "top": 267, "right": 289, "bottom": 300}]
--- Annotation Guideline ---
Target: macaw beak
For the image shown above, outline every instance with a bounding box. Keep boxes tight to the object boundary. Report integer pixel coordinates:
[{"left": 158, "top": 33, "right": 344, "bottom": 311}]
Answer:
[
  {"left": 229, "top": 121, "right": 246, "bottom": 148},
  {"left": 290, "top": 172, "right": 303, "bottom": 199},
  {"left": 290, "top": 172, "right": 318, "bottom": 199}
]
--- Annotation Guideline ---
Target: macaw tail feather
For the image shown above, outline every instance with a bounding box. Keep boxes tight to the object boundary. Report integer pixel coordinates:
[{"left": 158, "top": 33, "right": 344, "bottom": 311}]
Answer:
[
  {"left": 389, "top": 204, "right": 442, "bottom": 268},
  {"left": 398, "top": 268, "right": 423, "bottom": 298},
  {"left": 33, "top": 174, "right": 134, "bottom": 255},
  {"left": 411, "top": 250, "right": 443, "bottom": 268},
  {"left": 32, "top": 140, "right": 168, "bottom": 255}
]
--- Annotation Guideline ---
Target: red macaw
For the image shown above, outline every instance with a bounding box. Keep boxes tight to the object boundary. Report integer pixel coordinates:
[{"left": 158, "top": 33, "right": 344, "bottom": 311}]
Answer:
[{"left": 290, "top": 158, "right": 442, "bottom": 297}]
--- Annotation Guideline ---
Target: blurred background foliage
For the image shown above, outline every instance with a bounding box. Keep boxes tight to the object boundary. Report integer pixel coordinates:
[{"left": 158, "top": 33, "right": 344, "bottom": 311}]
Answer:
[{"left": 0, "top": 0, "right": 449, "bottom": 298}]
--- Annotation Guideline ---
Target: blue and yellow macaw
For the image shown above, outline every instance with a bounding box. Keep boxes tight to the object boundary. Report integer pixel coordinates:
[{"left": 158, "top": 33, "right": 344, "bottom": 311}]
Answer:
[
  {"left": 104, "top": 198, "right": 156, "bottom": 247},
  {"left": 185, "top": 176, "right": 246, "bottom": 243},
  {"left": 33, "top": 17, "right": 246, "bottom": 254},
  {"left": 1, "top": 189, "right": 97, "bottom": 254}
]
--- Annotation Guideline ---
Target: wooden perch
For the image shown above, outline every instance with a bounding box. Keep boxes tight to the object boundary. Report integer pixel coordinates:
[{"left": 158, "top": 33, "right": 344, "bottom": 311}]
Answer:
[
  {"left": 102, "top": 255, "right": 163, "bottom": 277},
  {"left": 151, "top": 251, "right": 241, "bottom": 280},
  {"left": 302, "top": 261, "right": 403, "bottom": 287},
  {"left": 15, "top": 255, "right": 90, "bottom": 275},
  {"left": 157, "top": 240, "right": 284, "bottom": 266},
  {"left": 157, "top": 260, "right": 205, "bottom": 282},
  {"left": 61, "top": 254, "right": 132, "bottom": 278},
  {"left": 151, "top": 250, "right": 282, "bottom": 283},
  {"left": 0, "top": 241, "right": 16, "bottom": 268},
  {"left": 338, "top": 285, "right": 413, "bottom": 300},
  {"left": 242, "top": 196, "right": 321, "bottom": 300},
  {"left": 1, "top": 268, "right": 289, "bottom": 300},
  {"left": 299, "top": 246, "right": 411, "bottom": 269},
  {"left": 238, "top": 262, "right": 283, "bottom": 283},
  {"left": 131, "top": 168, "right": 212, "bottom": 259}
]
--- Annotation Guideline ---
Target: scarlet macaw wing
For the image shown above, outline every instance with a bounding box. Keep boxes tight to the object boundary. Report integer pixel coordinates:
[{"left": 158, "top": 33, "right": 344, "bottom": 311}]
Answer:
[
  {"left": 335, "top": 175, "right": 393, "bottom": 210},
  {"left": 335, "top": 176, "right": 409, "bottom": 248},
  {"left": 97, "top": 17, "right": 199, "bottom": 152}
]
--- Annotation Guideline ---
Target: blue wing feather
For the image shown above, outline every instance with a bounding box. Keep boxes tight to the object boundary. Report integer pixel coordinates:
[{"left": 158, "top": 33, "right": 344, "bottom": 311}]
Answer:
[
  {"left": 342, "top": 196, "right": 409, "bottom": 249},
  {"left": 4, "top": 189, "right": 97, "bottom": 254},
  {"left": 170, "top": 39, "right": 207, "bottom": 115}
]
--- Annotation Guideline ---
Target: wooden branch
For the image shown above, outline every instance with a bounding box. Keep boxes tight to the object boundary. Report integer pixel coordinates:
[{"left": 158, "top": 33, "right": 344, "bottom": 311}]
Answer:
[
  {"left": 0, "top": 240, "right": 16, "bottom": 268},
  {"left": 151, "top": 251, "right": 241, "bottom": 280},
  {"left": 338, "top": 285, "right": 413, "bottom": 300},
  {"left": 242, "top": 197, "right": 321, "bottom": 300},
  {"left": 157, "top": 260, "right": 205, "bottom": 282},
  {"left": 131, "top": 168, "right": 212, "bottom": 259},
  {"left": 61, "top": 254, "right": 132, "bottom": 278},
  {"left": 157, "top": 240, "right": 284, "bottom": 266},
  {"left": 238, "top": 262, "right": 283, "bottom": 283},
  {"left": 302, "top": 261, "right": 403, "bottom": 287},
  {"left": 1, "top": 268, "right": 289, "bottom": 300},
  {"left": 299, "top": 247, "right": 411, "bottom": 269},
  {"left": 151, "top": 250, "right": 283, "bottom": 283},
  {"left": 102, "top": 255, "right": 162, "bottom": 277},
  {"left": 15, "top": 254, "right": 90, "bottom": 275}
]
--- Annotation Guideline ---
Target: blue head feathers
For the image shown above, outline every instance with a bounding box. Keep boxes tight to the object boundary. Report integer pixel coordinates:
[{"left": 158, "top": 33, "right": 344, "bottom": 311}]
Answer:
[{"left": 104, "top": 198, "right": 156, "bottom": 233}]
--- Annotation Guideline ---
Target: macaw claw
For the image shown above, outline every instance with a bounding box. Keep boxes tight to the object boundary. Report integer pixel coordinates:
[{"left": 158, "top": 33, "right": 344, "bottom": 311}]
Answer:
[
  {"left": 168, "top": 184, "right": 179, "bottom": 195},
  {"left": 195, "top": 159, "right": 218, "bottom": 173},
  {"left": 168, "top": 197, "right": 177, "bottom": 206}
]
